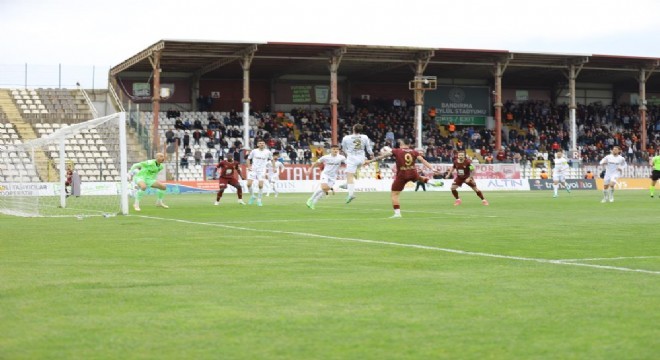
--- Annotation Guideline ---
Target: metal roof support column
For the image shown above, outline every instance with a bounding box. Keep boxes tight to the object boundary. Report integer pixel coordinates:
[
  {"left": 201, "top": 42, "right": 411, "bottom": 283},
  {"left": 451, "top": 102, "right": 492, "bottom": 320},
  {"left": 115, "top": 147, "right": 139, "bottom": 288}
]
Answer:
[
  {"left": 241, "top": 52, "right": 255, "bottom": 149},
  {"left": 567, "top": 65, "right": 579, "bottom": 156},
  {"left": 639, "top": 69, "right": 648, "bottom": 151},
  {"left": 191, "top": 74, "right": 200, "bottom": 114},
  {"left": 329, "top": 49, "right": 345, "bottom": 145},
  {"left": 493, "top": 62, "right": 505, "bottom": 151},
  {"left": 150, "top": 50, "right": 162, "bottom": 157},
  {"left": 564, "top": 58, "right": 586, "bottom": 159},
  {"left": 638, "top": 65, "right": 657, "bottom": 151}
]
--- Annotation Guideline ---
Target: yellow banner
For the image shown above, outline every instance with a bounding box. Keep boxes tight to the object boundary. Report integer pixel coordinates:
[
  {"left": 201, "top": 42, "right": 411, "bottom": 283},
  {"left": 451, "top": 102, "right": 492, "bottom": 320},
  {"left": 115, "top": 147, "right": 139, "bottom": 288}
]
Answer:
[{"left": 596, "top": 178, "right": 651, "bottom": 190}]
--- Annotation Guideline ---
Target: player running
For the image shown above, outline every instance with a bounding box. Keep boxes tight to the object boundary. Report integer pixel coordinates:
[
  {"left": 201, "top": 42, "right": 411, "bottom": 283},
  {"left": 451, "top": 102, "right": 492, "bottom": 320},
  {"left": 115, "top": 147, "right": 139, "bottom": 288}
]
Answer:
[
  {"left": 305, "top": 144, "right": 346, "bottom": 210},
  {"left": 552, "top": 150, "right": 572, "bottom": 198},
  {"left": 265, "top": 151, "right": 285, "bottom": 197},
  {"left": 599, "top": 146, "right": 627, "bottom": 203}
]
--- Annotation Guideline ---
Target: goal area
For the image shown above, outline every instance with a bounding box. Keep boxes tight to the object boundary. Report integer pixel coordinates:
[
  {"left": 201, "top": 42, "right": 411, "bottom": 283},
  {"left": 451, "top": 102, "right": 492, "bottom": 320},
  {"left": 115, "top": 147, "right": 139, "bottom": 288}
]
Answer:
[{"left": 0, "top": 113, "right": 129, "bottom": 217}]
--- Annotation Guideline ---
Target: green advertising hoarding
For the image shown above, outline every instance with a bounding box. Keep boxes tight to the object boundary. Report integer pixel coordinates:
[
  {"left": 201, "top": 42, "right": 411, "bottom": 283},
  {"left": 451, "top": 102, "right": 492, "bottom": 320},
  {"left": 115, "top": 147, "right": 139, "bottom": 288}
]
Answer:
[
  {"left": 425, "top": 86, "right": 490, "bottom": 126},
  {"left": 437, "top": 116, "right": 486, "bottom": 126}
]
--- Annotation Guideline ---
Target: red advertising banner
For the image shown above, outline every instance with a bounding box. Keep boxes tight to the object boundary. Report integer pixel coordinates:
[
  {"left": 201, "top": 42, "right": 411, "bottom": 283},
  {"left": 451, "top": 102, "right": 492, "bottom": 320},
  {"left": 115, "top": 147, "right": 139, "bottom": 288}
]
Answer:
[
  {"left": 278, "top": 163, "right": 521, "bottom": 180},
  {"left": 423, "top": 164, "right": 520, "bottom": 179}
]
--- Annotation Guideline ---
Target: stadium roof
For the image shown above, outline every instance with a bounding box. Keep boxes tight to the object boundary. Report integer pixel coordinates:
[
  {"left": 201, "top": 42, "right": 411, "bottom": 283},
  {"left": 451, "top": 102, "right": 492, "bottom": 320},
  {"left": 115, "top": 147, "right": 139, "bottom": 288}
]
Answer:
[{"left": 110, "top": 40, "right": 660, "bottom": 92}]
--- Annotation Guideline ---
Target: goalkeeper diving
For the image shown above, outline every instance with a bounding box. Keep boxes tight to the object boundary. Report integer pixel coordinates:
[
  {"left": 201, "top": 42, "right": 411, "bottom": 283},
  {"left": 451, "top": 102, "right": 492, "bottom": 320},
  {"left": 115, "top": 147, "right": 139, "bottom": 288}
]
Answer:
[{"left": 128, "top": 152, "right": 169, "bottom": 211}]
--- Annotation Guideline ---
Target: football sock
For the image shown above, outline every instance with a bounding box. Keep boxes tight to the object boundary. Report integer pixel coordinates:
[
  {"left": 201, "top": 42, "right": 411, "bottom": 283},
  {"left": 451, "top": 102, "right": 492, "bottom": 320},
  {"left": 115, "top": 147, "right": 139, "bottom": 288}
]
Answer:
[
  {"left": 157, "top": 189, "right": 165, "bottom": 200},
  {"left": 347, "top": 184, "right": 355, "bottom": 197},
  {"left": 312, "top": 189, "right": 324, "bottom": 202}
]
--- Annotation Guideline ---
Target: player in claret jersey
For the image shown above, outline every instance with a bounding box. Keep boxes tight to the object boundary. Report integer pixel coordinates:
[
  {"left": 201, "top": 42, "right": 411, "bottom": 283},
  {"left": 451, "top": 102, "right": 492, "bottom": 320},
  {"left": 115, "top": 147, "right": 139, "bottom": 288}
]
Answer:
[
  {"left": 214, "top": 154, "right": 246, "bottom": 206},
  {"left": 445, "top": 150, "right": 488, "bottom": 206},
  {"left": 366, "top": 138, "right": 442, "bottom": 218}
]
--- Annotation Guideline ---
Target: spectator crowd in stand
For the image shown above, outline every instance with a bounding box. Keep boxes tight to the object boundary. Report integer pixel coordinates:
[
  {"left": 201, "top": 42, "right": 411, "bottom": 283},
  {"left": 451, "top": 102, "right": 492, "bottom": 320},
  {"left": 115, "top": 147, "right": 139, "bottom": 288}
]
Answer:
[{"left": 160, "top": 97, "right": 660, "bottom": 173}]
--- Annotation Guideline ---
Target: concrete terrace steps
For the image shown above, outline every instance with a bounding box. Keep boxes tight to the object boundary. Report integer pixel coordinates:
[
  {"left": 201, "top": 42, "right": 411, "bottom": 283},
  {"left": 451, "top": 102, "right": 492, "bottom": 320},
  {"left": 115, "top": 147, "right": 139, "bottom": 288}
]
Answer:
[{"left": 0, "top": 90, "right": 58, "bottom": 181}]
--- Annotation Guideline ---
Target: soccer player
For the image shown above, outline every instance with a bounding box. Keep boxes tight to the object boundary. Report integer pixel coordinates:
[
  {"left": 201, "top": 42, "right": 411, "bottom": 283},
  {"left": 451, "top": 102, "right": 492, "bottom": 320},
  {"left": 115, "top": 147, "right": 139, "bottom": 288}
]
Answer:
[
  {"left": 340, "top": 123, "right": 374, "bottom": 203},
  {"left": 649, "top": 153, "right": 660, "bottom": 198},
  {"left": 552, "top": 150, "right": 572, "bottom": 198},
  {"left": 599, "top": 146, "right": 627, "bottom": 203},
  {"left": 64, "top": 162, "right": 74, "bottom": 197},
  {"left": 305, "top": 144, "right": 346, "bottom": 210},
  {"left": 265, "top": 151, "right": 285, "bottom": 197},
  {"left": 129, "top": 152, "right": 168, "bottom": 211},
  {"left": 445, "top": 150, "right": 489, "bottom": 206},
  {"left": 214, "top": 154, "right": 246, "bottom": 206},
  {"left": 365, "top": 138, "right": 442, "bottom": 218},
  {"left": 246, "top": 139, "right": 274, "bottom": 206}
]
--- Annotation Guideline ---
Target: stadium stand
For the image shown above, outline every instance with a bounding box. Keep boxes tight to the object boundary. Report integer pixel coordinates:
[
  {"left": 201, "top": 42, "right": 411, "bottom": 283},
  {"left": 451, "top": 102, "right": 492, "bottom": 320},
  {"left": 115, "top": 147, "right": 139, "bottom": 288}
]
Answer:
[{"left": 0, "top": 88, "right": 121, "bottom": 182}]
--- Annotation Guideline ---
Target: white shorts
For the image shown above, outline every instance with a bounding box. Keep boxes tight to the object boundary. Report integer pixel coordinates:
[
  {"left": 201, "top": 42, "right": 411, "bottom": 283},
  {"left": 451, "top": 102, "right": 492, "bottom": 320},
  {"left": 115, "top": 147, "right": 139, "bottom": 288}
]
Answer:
[
  {"left": 320, "top": 174, "right": 337, "bottom": 188},
  {"left": 345, "top": 155, "right": 366, "bottom": 173},
  {"left": 268, "top": 174, "right": 279, "bottom": 182},
  {"left": 553, "top": 173, "right": 567, "bottom": 182},
  {"left": 247, "top": 169, "right": 267, "bottom": 181},
  {"left": 604, "top": 173, "right": 619, "bottom": 185}
]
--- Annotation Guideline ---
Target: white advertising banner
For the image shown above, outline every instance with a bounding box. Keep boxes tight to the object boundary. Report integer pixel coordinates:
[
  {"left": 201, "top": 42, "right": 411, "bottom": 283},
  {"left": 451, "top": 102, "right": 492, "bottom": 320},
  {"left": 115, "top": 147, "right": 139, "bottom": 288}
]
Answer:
[{"left": 0, "top": 182, "right": 119, "bottom": 197}]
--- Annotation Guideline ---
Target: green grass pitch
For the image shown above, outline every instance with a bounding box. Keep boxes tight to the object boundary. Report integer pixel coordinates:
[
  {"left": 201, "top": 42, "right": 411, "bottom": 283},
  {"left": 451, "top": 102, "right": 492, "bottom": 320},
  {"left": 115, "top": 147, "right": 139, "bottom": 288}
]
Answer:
[{"left": 1, "top": 190, "right": 658, "bottom": 359}]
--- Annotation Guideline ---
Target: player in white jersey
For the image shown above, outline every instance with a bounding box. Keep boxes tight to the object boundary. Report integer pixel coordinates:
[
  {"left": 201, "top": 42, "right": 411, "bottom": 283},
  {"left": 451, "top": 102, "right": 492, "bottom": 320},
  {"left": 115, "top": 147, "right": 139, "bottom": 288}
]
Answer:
[
  {"left": 551, "top": 150, "right": 572, "bottom": 198},
  {"left": 340, "top": 123, "right": 374, "bottom": 203},
  {"left": 265, "top": 151, "right": 285, "bottom": 197},
  {"left": 599, "top": 146, "right": 627, "bottom": 203},
  {"left": 246, "top": 140, "right": 274, "bottom": 206},
  {"left": 305, "top": 144, "right": 346, "bottom": 209}
]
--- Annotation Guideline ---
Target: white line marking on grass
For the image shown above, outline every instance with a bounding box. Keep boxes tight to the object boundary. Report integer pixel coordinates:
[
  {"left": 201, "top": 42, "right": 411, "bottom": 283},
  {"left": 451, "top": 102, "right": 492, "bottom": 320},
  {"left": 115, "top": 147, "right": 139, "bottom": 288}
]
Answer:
[
  {"left": 134, "top": 215, "right": 660, "bottom": 276},
  {"left": 557, "top": 256, "right": 660, "bottom": 262}
]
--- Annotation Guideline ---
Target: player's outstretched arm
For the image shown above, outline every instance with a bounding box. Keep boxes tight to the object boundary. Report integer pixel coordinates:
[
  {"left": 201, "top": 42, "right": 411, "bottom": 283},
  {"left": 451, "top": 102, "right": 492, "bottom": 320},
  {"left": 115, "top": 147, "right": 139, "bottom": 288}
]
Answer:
[{"left": 366, "top": 151, "right": 392, "bottom": 164}]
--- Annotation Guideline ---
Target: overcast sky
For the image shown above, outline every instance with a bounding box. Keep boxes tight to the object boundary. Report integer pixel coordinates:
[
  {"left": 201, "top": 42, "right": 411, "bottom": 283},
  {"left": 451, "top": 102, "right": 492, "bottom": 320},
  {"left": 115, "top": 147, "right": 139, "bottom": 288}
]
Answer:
[{"left": 1, "top": 0, "right": 659, "bottom": 87}]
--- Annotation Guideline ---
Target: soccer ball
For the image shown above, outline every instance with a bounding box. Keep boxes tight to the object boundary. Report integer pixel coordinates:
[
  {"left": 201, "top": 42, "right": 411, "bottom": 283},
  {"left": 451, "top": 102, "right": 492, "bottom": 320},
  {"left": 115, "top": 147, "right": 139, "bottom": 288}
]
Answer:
[{"left": 381, "top": 146, "right": 392, "bottom": 154}]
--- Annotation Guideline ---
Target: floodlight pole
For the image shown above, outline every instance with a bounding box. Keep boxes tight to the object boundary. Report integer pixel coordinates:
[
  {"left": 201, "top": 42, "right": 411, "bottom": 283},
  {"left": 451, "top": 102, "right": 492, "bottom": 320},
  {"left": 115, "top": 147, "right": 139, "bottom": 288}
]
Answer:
[
  {"left": 411, "top": 76, "right": 437, "bottom": 150},
  {"left": 493, "top": 62, "right": 505, "bottom": 151}
]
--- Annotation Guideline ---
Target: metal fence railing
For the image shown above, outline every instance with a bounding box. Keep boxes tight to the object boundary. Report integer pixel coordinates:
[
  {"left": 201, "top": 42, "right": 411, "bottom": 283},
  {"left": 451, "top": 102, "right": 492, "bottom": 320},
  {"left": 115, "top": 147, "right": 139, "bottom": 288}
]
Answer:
[{"left": 0, "top": 63, "right": 110, "bottom": 90}]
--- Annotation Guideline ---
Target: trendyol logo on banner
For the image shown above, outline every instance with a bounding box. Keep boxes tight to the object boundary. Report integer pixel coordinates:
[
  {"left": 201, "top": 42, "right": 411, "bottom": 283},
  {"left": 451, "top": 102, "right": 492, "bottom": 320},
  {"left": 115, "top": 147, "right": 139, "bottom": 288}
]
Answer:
[{"left": 528, "top": 179, "right": 596, "bottom": 190}]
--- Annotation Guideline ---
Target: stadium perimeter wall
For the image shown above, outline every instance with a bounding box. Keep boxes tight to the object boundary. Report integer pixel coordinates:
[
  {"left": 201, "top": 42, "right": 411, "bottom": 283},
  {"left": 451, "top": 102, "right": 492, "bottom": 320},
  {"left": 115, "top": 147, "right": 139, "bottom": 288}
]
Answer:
[{"left": 163, "top": 178, "right": 628, "bottom": 195}]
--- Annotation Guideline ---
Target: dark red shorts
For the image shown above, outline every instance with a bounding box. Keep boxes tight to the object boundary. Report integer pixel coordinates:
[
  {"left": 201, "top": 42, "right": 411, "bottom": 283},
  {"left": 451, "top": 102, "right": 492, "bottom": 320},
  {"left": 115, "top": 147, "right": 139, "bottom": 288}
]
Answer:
[{"left": 219, "top": 177, "right": 241, "bottom": 190}]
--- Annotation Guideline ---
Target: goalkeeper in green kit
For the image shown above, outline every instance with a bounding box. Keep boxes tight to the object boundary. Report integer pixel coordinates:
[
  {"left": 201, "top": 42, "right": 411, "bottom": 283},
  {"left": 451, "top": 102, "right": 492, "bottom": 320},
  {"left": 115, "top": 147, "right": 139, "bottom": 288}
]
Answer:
[{"left": 129, "top": 152, "right": 169, "bottom": 211}]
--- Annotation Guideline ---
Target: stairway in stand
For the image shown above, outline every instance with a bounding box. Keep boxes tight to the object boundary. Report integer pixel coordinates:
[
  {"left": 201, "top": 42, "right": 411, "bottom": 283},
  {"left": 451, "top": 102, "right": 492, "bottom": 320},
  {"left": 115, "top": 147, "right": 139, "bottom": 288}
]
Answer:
[
  {"left": 125, "top": 126, "right": 148, "bottom": 165},
  {"left": 0, "top": 90, "right": 58, "bottom": 181}
]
